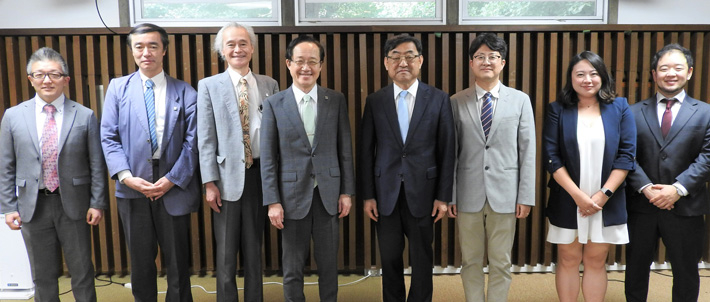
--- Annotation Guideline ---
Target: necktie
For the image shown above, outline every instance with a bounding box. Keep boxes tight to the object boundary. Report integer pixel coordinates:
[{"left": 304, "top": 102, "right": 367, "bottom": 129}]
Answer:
[
  {"left": 239, "top": 78, "right": 253, "bottom": 168},
  {"left": 481, "top": 92, "right": 493, "bottom": 140},
  {"left": 144, "top": 79, "right": 158, "bottom": 154},
  {"left": 661, "top": 98, "right": 676, "bottom": 138},
  {"left": 397, "top": 91, "right": 409, "bottom": 143},
  {"left": 301, "top": 94, "right": 315, "bottom": 146},
  {"left": 41, "top": 104, "right": 59, "bottom": 192}
]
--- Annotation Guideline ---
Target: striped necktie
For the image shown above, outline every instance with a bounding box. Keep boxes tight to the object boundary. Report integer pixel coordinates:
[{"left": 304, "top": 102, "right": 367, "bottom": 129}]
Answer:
[
  {"left": 145, "top": 79, "right": 158, "bottom": 154},
  {"left": 481, "top": 92, "right": 493, "bottom": 140}
]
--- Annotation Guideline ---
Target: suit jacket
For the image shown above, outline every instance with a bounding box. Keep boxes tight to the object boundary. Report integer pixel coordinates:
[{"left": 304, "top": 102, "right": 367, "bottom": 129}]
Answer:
[
  {"left": 450, "top": 84, "right": 536, "bottom": 213},
  {"left": 626, "top": 95, "right": 710, "bottom": 216},
  {"left": 101, "top": 72, "right": 200, "bottom": 216},
  {"left": 0, "top": 97, "right": 107, "bottom": 222},
  {"left": 197, "top": 71, "right": 278, "bottom": 201},
  {"left": 260, "top": 85, "right": 355, "bottom": 220},
  {"left": 543, "top": 97, "right": 636, "bottom": 228},
  {"left": 358, "top": 82, "right": 455, "bottom": 218}
]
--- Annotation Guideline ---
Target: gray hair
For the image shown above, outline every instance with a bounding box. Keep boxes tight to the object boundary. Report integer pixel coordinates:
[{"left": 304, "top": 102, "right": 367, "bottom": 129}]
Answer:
[
  {"left": 26, "top": 47, "right": 69, "bottom": 75},
  {"left": 213, "top": 22, "right": 257, "bottom": 60}
]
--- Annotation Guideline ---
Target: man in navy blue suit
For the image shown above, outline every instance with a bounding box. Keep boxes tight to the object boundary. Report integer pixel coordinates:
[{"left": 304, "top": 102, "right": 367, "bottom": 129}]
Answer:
[
  {"left": 359, "top": 34, "right": 455, "bottom": 302},
  {"left": 625, "top": 43, "right": 710, "bottom": 302}
]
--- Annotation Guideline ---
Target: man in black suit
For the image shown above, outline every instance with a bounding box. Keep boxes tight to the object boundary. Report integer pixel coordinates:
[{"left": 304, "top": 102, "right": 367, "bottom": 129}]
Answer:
[
  {"left": 625, "top": 43, "right": 710, "bottom": 302},
  {"left": 359, "top": 34, "right": 455, "bottom": 302}
]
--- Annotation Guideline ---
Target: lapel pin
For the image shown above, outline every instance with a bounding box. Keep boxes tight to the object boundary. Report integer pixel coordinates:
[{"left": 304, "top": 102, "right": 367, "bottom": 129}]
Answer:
[{"left": 173, "top": 106, "right": 177, "bottom": 111}]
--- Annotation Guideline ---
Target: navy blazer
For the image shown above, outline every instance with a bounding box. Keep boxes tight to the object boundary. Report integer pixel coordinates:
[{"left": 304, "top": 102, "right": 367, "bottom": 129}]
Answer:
[
  {"left": 626, "top": 95, "right": 710, "bottom": 216},
  {"left": 543, "top": 97, "right": 636, "bottom": 229},
  {"left": 358, "top": 82, "right": 455, "bottom": 218}
]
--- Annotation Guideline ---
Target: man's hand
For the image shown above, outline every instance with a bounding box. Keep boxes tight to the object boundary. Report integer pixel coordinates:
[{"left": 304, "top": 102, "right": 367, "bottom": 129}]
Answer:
[
  {"left": 642, "top": 185, "right": 661, "bottom": 201},
  {"left": 86, "top": 208, "right": 103, "bottom": 225},
  {"left": 4, "top": 212, "right": 21, "bottom": 230},
  {"left": 123, "top": 177, "right": 156, "bottom": 198},
  {"left": 268, "top": 203, "right": 285, "bottom": 229},
  {"left": 515, "top": 204, "right": 531, "bottom": 219},
  {"left": 364, "top": 199, "right": 379, "bottom": 222},
  {"left": 338, "top": 194, "right": 352, "bottom": 218},
  {"left": 649, "top": 184, "right": 680, "bottom": 210},
  {"left": 149, "top": 177, "right": 175, "bottom": 200},
  {"left": 204, "top": 182, "right": 222, "bottom": 213},
  {"left": 447, "top": 204, "right": 458, "bottom": 218},
  {"left": 431, "top": 200, "right": 448, "bottom": 223}
]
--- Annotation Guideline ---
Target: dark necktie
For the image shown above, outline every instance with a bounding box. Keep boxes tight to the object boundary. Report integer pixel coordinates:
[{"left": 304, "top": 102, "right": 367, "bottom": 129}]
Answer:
[
  {"left": 661, "top": 98, "right": 676, "bottom": 138},
  {"left": 41, "top": 104, "right": 59, "bottom": 192},
  {"left": 481, "top": 92, "right": 493, "bottom": 140}
]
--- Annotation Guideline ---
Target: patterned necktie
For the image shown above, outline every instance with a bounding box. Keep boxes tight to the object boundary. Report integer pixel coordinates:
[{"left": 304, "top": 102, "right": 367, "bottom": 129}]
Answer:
[
  {"left": 301, "top": 94, "right": 315, "bottom": 146},
  {"left": 239, "top": 78, "right": 253, "bottom": 168},
  {"left": 41, "top": 104, "right": 59, "bottom": 192},
  {"left": 481, "top": 92, "right": 493, "bottom": 140},
  {"left": 144, "top": 79, "right": 158, "bottom": 154},
  {"left": 396, "top": 90, "right": 409, "bottom": 143},
  {"left": 661, "top": 98, "right": 676, "bottom": 138}
]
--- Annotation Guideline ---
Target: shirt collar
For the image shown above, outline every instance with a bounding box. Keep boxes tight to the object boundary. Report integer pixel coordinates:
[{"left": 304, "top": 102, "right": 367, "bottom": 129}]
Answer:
[
  {"left": 227, "top": 68, "right": 253, "bottom": 87},
  {"left": 394, "top": 79, "right": 419, "bottom": 100},
  {"left": 475, "top": 81, "right": 501, "bottom": 101},
  {"left": 35, "top": 94, "right": 65, "bottom": 114},
  {"left": 139, "top": 70, "right": 166, "bottom": 87},
  {"left": 292, "top": 85, "right": 318, "bottom": 104},
  {"left": 656, "top": 90, "right": 686, "bottom": 105}
]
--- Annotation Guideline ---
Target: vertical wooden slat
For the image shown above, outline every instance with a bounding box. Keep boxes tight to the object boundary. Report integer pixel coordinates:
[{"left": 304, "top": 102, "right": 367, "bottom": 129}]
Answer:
[
  {"left": 516, "top": 32, "right": 531, "bottom": 265},
  {"left": 4, "top": 37, "right": 19, "bottom": 107},
  {"left": 18, "top": 36, "right": 30, "bottom": 101},
  {"left": 640, "top": 33, "right": 653, "bottom": 101},
  {"left": 531, "top": 32, "right": 547, "bottom": 266},
  {"left": 628, "top": 33, "right": 639, "bottom": 104}
]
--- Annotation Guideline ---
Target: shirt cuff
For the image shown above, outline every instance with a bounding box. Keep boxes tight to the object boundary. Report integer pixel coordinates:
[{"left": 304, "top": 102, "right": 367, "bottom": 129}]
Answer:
[
  {"left": 638, "top": 183, "right": 652, "bottom": 193},
  {"left": 117, "top": 170, "right": 133, "bottom": 184},
  {"left": 672, "top": 182, "right": 688, "bottom": 196}
]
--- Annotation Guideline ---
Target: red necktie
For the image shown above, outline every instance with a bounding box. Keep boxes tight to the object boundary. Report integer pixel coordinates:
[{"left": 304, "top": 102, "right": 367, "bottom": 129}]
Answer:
[
  {"left": 661, "top": 98, "right": 676, "bottom": 138},
  {"left": 41, "top": 104, "right": 59, "bottom": 192}
]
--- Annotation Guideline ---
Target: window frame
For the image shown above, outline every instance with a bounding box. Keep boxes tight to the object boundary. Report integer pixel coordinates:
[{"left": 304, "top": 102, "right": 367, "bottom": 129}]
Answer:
[
  {"left": 129, "top": 0, "right": 282, "bottom": 27},
  {"left": 459, "top": 0, "right": 607, "bottom": 25},
  {"left": 295, "top": 0, "right": 446, "bottom": 26}
]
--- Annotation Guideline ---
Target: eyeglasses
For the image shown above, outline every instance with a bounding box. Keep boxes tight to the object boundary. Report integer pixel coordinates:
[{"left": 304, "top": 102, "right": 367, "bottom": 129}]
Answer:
[
  {"left": 472, "top": 54, "right": 502, "bottom": 63},
  {"left": 30, "top": 72, "right": 67, "bottom": 81},
  {"left": 386, "top": 54, "right": 421, "bottom": 64},
  {"left": 291, "top": 60, "right": 321, "bottom": 68}
]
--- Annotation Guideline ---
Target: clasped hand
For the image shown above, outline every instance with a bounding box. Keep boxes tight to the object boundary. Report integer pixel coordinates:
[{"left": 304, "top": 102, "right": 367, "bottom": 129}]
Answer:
[{"left": 124, "top": 176, "right": 175, "bottom": 201}]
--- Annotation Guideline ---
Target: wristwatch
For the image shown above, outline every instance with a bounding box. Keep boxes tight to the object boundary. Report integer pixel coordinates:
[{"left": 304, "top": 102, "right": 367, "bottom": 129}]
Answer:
[{"left": 600, "top": 187, "right": 614, "bottom": 198}]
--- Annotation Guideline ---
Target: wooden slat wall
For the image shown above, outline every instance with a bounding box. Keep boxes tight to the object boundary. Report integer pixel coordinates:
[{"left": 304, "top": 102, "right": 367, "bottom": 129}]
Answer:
[{"left": 2, "top": 25, "right": 710, "bottom": 276}]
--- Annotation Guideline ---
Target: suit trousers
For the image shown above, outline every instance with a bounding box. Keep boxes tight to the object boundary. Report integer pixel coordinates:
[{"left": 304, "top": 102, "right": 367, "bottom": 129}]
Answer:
[
  {"left": 625, "top": 210, "right": 705, "bottom": 302},
  {"left": 117, "top": 163, "right": 193, "bottom": 302},
  {"left": 214, "top": 159, "right": 266, "bottom": 302},
  {"left": 21, "top": 193, "right": 96, "bottom": 302},
  {"left": 281, "top": 187, "right": 339, "bottom": 302},
  {"left": 377, "top": 185, "right": 434, "bottom": 302},
  {"left": 457, "top": 202, "right": 516, "bottom": 302}
]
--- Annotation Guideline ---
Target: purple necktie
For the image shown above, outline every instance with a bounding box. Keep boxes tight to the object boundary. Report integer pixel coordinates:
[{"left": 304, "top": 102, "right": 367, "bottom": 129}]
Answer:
[{"left": 41, "top": 104, "right": 59, "bottom": 192}]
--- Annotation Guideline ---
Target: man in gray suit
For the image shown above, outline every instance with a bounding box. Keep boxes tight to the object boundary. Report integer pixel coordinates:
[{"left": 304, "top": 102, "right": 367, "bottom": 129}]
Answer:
[
  {"left": 261, "top": 35, "right": 355, "bottom": 302},
  {"left": 0, "top": 47, "right": 107, "bottom": 302},
  {"left": 197, "top": 22, "right": 278, "bottom": 302},
  {"left": 448, "top": 33, "right": 535, "bottom": 302}
]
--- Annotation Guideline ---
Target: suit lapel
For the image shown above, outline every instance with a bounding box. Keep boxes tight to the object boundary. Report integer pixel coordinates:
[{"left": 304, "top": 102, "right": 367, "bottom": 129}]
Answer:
[
  {"left": 129, "top": 73, "right": 151, "bottom": 141},
  {"left": 21, "top": 99, "right": 40, "bottom": 154},
  {"left": 381, "top": 84, "right": 403, "bottom": 146},
  {"left": 640, "top": 98, "right": 665, "bottom": 146},
  {"left": 161, "top": 76, "right": 180, "bottom": 154},
  {"left": 313, "top": 86, "right": 332, "bottom": 150},
  {"left": 219, "top": 71, "right": 242, "bottom": 128},
  {"left": 283, "top": 87, "right": 312, "bottom": 149},
  {"left": 406, "top": 82, "right": 431, "bottom": 145},
  {"left": 561, "top": 105, "right": 580, "bottom": 176},
  {"left": 462, "top": 88, "right": 486, "bottom": 142},
  {"left": 665, "top": 96, "right": 698, "bottom": 145},
  {"left": 57, "top": 99, "right": 77, "bottom": 155},
  {"left": 487, "top": 85, "right": 509, "bottom": 139},
  {"left": 254, "top": 74, "right": 274, "bottom": 103}
]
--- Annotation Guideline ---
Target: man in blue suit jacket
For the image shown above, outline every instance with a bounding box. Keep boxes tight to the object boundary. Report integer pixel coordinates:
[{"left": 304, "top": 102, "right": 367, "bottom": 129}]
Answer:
[
  {"left": 625, "top": 44, "right": 710, "bottom": 302},
  {"left": 359, "top": 34, "right": 455, "bottom": 302},
  {"left": 101, "top": 23, "right": 199, "bottom": 302}
]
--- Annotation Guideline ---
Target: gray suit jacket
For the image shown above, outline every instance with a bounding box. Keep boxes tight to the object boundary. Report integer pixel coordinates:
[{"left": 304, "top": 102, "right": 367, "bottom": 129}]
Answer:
[
  {"left": 197, "top": 71, "right": 278, "bottom": 201},
  {"left": 450, "top": 84, "right": 536, "bottom": 213},
  {"left": 0, "top": 97, "right": 107, "bottom": 222},
  {"left": 261, "top": 86, "right": 355, "bottom": 220}
]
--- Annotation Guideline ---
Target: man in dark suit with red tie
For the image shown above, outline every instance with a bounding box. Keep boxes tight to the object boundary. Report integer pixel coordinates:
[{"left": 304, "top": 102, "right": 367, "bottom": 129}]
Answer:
[
  {"left": 359, "top": 34, "right": 455, "bottom": 302},
  {"left": 625, "top": 43, "right": 710, "bottom": 302}
]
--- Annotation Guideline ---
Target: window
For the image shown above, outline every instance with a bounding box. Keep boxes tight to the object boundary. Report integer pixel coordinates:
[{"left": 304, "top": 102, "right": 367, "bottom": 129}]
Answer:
[
  {"left": 460, "top": 0, "right": 607, "bottom": 25},
  {"left": 297, "top": 0, "right": 445, "bottom": 25},
  {"left": 131, "top": 0, "right": 281, "bottom": 27}
]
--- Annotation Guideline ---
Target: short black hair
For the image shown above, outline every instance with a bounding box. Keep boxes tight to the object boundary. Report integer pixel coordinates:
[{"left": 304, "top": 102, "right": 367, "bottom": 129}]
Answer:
[
  {"left": 286, "top": 35, "right": 325, "bottom": 62},
  {"left": 558, "top": 51, "right": 616, "bottom": 107},
  {"left": 651, "top": 43, "right": 694, "bottom": 70},
  {"left": 468, "top": 33, "right": 507, "bottom": 60},
  {"left": 383, "top": 34, "right": 422, "bottom": 56},
  {"left": 127, "top": 23, "right": 169, "bottom": 49}
]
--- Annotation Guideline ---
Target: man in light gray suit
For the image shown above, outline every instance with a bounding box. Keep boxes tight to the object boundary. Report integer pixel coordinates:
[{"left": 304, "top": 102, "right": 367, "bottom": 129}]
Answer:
[
  {"left": 448, "top": 33, "right": 535, "bottom": 302},
  {"left": 197, "top": 22, "right": 278, "bottom": 302},
  {"left": 0, "top": 47, "right": 107, "bottom": 302},
  {"left": 261, "top": 35, "right": 355, "bottom": 302}
]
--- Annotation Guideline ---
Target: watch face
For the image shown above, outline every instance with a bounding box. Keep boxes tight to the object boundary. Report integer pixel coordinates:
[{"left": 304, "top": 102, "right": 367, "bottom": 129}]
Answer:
[{"left": 603, "top": 189, "right": 613, "bottom": 197}]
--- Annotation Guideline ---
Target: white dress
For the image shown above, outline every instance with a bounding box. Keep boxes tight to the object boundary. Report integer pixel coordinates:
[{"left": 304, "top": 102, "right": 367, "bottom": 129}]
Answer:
[{"left": 547, "top": 115, "right": 629, "bottom": 245}]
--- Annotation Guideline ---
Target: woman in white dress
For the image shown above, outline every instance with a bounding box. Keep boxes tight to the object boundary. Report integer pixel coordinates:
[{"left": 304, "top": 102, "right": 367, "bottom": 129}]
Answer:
[{"left": 543, "top": 51, "right": 637, "bottom": 302}]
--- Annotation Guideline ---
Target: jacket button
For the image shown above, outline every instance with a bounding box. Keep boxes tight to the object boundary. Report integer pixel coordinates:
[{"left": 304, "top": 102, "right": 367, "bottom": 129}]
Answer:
[
  {"left": 485, "top": 146, "right": 489, "bottom": 150},
  {"left": 402, "top": 153, "right": 407, "bottom": 158},
  {"left": 312, "top": 154, "right": 316, "bottom": 157},
  {"left": 242, "top": 159, "right": 245, "bottom": 163},
  {"left": 147, "top": 159, "right": 151, "bottom": 163},
  {"left": 485, "top": 166, "right": 489, "bottom": 170}
]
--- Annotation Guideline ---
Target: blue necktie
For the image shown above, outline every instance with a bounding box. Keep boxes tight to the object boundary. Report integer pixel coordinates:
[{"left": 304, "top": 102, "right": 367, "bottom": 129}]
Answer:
[
  {"left": 397, "top": 90, "right": 409, "bottom": 143},
  {"left": 145, "top": 79, "right": 158, "bottom": 154},
  {"left": 481, "top": 92, "right": 493, "bottom": 140}
]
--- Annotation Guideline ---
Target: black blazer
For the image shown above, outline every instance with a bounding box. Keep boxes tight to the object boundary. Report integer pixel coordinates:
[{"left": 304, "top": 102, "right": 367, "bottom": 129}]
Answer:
[
  {"left": 543, "top": 97, "right": 636, "bottom": 229},
  {"left": 626, "top": 95, "right": 710, "bottom": 216},
  {"left": 358, "top": 82, "right": 455, "bottom": 218}
]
